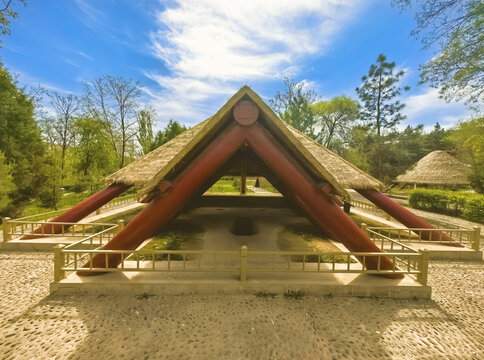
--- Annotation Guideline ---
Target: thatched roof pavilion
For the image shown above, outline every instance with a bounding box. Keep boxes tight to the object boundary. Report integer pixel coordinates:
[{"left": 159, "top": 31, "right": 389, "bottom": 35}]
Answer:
[
  {"left": 106, "top": 86, "right": 382, "bottom": 201},
  {"left": 395, "top": 150, "right": 471, "bottom": 186},
  {"left": 26, "top": 86, "right": 461, "bottom": 272}
]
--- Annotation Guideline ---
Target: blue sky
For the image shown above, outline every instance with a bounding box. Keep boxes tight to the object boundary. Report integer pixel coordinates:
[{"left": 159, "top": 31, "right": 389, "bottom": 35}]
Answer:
[{"left": 1, "top": 0, "right": 471, "bottom": 131}]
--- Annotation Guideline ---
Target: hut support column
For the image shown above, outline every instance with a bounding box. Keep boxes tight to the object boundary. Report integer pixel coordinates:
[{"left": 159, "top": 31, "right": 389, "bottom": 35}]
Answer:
[
  {"left": 22, "top": 183, "right": 131, "bottom": 239},
  {"left": 357, "top": 188, "right": 463, "bottom": 247},
  {"left": 240, "top": 158, "right": 247, "bottom": 195}
]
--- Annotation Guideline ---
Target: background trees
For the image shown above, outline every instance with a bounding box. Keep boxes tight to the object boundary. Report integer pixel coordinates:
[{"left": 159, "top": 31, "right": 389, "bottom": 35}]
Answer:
[
  {"left": 269, "top": 78, "right": 318, "bottom": 138},
  {"left": 393, "top": 0, "right": 484, "bottom": 108},
  {"left": 137, "top": 108, "right": 155, "bottom": 155},
  {"left": 312, "top": 96, "right": 359, "bottom": 152},
  {"left": 83, "top": 75, "right": 141, "bottom": 168},
  {"left": 0, "top": 0, "right": 26, "bottom": 45},
  {"left": 356, "top": 53, "right": 410, "bottom": 179}
]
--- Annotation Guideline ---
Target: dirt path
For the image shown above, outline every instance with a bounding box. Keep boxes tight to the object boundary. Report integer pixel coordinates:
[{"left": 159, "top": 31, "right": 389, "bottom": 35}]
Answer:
[
  {"left": 184, "top": 207, "right": 303, "bottom": 252},
  {"left": 0, "top": 251, "right": 482, "bottom": 359}
]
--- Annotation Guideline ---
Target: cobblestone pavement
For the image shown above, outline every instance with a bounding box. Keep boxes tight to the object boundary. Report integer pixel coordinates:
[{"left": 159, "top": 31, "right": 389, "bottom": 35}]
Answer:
[{"left": 0, "top": 252, "right": 482, "bottom": 360}]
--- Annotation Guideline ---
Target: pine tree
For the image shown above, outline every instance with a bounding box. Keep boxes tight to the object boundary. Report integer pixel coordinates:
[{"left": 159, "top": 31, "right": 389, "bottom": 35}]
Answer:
[{"left": 356, "top": 54, "right": 409, "bottom": 179}]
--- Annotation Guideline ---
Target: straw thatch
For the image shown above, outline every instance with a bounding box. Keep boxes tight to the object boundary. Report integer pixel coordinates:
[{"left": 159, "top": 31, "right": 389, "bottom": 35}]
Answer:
[
  {"left": 106, "top": 86, "right": 382, "bottom": 199},
  {"left": 395, "top": 150, "right": 471, "bottom": 186}
]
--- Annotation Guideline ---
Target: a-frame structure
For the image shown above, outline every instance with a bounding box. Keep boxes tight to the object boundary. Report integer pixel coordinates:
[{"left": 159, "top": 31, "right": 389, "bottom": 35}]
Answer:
[{"left": 25, "top": 87, "right": 461, "bottom": 274}]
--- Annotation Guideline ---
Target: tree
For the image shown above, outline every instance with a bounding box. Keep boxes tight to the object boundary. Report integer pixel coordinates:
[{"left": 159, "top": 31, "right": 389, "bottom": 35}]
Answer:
[
  {"left": 83, "top": 75, "right": 141, "bottom": 168},
  {"left": 41, "top": 92, "right": 80, "bottom": 173},
  {"left": 424, "top": 122, "right": 452, "bottom": 152},
  {"left": 0, "top": 62, "right": 53, "bottom": 213},
  {"left": 393, "top": 0, "right": 483, "bottom": 107},
  {"left": 446, "top": 117, "right": 484, "bottom": 192},
  {"left": 151, "top": 119, "right": 187, "bottom": 150},
  {"left": 356, "top": 54, "right": 409, "bottom": 179},
  {"left": 72, "top": 117, "right": 115, "bottom": 190},
  {"left": 0, "top": 0, "right": 26, "bottom": 45},
  {"left": 0, "top": 151, "right": 16, "bottom": 217},
  {"left": 137, "top": 108, "right": 155, "bottom": 155},
  {"left": 312, "top": 96, "right": 359, "bottom": 151},
  {"left": 270, "top": 78, "right": 318, "bottom": 137}
]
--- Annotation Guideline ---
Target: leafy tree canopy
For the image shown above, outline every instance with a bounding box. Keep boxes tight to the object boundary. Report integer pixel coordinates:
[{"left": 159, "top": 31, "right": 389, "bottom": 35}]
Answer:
[{"left": 393, "top": 0, "right": 483, "bottom": 108}]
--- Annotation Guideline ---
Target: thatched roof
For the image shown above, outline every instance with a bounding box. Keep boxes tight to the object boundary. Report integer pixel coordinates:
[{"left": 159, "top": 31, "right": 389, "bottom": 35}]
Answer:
[
  {"left": 106, "top": 86, "right": 382, "bottom": 199},
  {"left": 395, "top": 150, "right": 471, "bottom": 186}
]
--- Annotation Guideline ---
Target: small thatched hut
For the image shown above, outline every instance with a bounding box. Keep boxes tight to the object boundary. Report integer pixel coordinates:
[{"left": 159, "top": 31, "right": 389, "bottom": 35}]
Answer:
[{"left": 394, "top": 151, "right": 471, "bottom": 187}]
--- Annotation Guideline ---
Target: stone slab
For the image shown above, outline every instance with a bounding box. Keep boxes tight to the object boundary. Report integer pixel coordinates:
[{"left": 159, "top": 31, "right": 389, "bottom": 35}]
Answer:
[{"left": 51, "top": 270, "right": 431, "bottom": 299}]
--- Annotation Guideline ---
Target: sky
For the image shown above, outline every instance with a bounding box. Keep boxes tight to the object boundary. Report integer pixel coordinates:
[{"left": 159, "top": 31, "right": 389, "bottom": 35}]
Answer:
[{"left": 1, "top": 0, "right": 472, "bottom": 131}]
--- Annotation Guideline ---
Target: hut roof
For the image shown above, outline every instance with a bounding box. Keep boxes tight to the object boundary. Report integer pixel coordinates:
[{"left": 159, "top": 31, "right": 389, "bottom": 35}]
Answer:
[
  {"left": 106, "top": 86, "right": 382, "bottom": 199},
  {"left": 394, "top": 150, "right": 471, "bottom": 186}
]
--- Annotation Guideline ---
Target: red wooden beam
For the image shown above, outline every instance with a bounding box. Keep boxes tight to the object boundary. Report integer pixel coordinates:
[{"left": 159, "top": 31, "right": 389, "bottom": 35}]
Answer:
[
  {"left": 80, "top": 122, "right": 399, "bottom": 276},
  {"left": 245, "top": 124, "right": 400, "bottom": 274},
  {"left": 78, "top": 124, "right": 247, "bottom": 273},
  {"left": 357, "top": 188, "right": 463, "bottom": 247},
  {"left": 21, "top": 183, "right": 131, "bottom": 239}
]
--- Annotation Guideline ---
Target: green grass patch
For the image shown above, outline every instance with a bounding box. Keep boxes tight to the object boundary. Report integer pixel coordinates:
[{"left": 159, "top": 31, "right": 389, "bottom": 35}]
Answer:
[
  {"left": 135, "top": 219, "right": 205, "bottom": 261},
  {"left": 277, "top": 222, "right": 355, "bottom": 263},
  {"left": 205, "top": 177, "right": 254, "bottom": 194}
]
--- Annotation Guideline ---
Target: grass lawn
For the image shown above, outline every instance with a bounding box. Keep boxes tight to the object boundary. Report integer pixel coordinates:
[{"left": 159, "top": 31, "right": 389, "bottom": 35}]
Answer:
[
  {"left": 205, "top": 177, "right": 254, "bottom": 194},
  {"left": 277, "top": 221, "right": 356, "bottom": 263}
]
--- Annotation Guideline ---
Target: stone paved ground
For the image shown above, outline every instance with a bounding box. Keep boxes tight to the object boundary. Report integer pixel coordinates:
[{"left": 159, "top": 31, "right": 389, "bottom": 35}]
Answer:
[{"left": 0, "top": 252, "right": 483, "bottom": 360}]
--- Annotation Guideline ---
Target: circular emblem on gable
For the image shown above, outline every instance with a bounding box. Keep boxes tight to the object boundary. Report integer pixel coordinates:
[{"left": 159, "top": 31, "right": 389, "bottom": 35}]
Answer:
[{"left": 233, "top": 100, "right": 259, "bottom": 125}]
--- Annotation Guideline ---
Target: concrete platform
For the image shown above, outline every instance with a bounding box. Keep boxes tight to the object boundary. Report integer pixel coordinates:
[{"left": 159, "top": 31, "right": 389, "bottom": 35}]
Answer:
[
  {"left": 0, "top": 237, "right": 80, "bottom": 251},
  {"left": 406, "top": 242, "right": 483, "bottom": 260},
  {"left": 50, "top": 270, "right": 431, "bottom": 299}
]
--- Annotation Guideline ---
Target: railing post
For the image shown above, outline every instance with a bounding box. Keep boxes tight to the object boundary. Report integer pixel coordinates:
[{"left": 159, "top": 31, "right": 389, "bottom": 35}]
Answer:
[
  {"left": 361, "top": 223, "right": 368, "bottom": 235},
  {"left": 472, "top": 226, "right": 481, "bottom": 251},
  {"left": 2, "top": 217, "right": 11, "bottom": 242},
  {"left": 240, "top": 245, "right": 247, "bottom": 282},
  {"left": 117, "top": 219, "right": 125, "bottom": 234},
  {"left": 54, "top": 244, "right": 66, "bottom": 282},
  {"left": 417, "top": 249, "right": 429, "bottom": 285}
]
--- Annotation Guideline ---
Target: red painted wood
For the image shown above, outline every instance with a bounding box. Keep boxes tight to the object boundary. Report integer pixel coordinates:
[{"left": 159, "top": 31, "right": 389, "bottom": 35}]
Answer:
[
  {"left": 233, "top": 100, "right": 259, "bottom": 126},
  {"left": 81, "top": 122, "right": 399, "bottom": 276},
  {"left": 79, "top": 124, "right": 247, "bottom": 273},
  {"left": 245, "top": 124, "right": 399, "bottom": 274},
  {"left": 357, "top": 188, "right": 463, "bottom": 247},
  {"left": 21, "top": 183, "right": 130, "bottom": 239}
]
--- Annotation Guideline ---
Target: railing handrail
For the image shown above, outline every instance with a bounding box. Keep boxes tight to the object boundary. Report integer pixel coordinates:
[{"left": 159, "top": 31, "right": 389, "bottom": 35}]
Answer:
[
  {"left": 13, "top": 194, "right": 137, "bottom": 221},
  {"left": 9, "top": 220, "right": 118, "bottom": 226},
  {"left": 63, "top": 224, "right": 119, "bottom": 249},
  {"left": 54, "top": 243, "right": 427, "bottom": 284},
  {"left": 366, "top": 228, "right": 420, "bottom": 252},
  {"left": 367, "top": 226, "right": 472, "bottom": 233}
]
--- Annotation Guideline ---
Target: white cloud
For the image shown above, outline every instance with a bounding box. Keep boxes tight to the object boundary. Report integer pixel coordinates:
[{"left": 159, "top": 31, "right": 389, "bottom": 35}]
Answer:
[
  {"left": 402, "top": 87, "right": 471, "bottom": 130},
  {"left": 145, "top": 0, "right": 363, "bottom": 124}
]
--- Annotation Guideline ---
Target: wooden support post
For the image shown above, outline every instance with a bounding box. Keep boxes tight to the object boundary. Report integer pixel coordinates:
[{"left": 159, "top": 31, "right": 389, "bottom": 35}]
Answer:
[
  {"left": 343, "top": 202, "right": 351, "bottom": 214},
  {"left": 472, "top": 226, "right": 481, "bottom": 251},
  {"left": 240, "top": 245, "right": 248, "bottom": 282},
  {"left": 117, "top": 220, "right": 125, "bottom": 234},
  {"left": 417, "top": 249, "right": 429, "bottom": 285},
  {"left": 2, "top": 217, "right": 11, "bottom": 243},
  {"left": 357, "top": 188, "right": 463, "bottom": 247},
  {"left": 54, "top": 244, "right": 66, "bottom": 282},
  {"left": 22, "top": 183, "right": 131, "bottom": 239},
  {"left": 240, "top": 159, "right": 247, "bottom": 195}
]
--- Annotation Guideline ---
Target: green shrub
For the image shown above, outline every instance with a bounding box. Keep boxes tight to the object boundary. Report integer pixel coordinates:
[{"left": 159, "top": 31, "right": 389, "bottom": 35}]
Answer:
[
  {"left": 463, "top": 197, "right": 484, "bottom": 222},
  {"left": 408, "top": 189, "right": 484, "bottom": 223}
]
